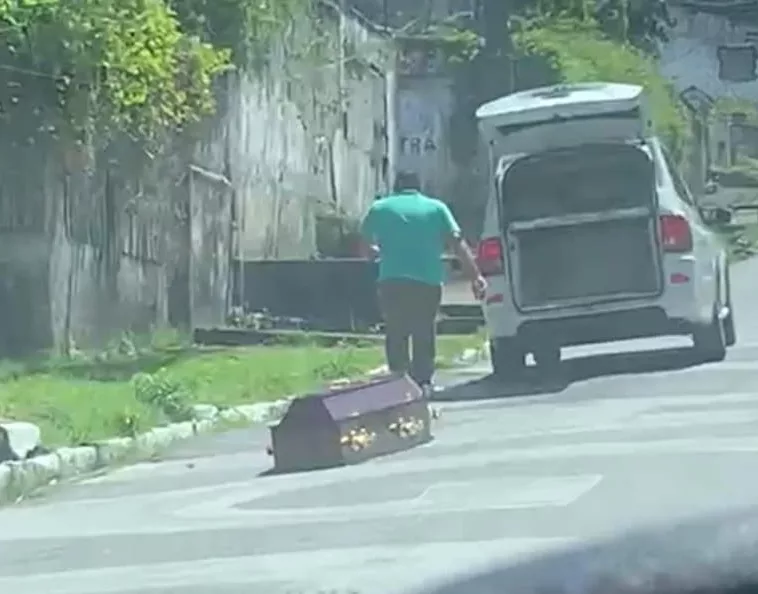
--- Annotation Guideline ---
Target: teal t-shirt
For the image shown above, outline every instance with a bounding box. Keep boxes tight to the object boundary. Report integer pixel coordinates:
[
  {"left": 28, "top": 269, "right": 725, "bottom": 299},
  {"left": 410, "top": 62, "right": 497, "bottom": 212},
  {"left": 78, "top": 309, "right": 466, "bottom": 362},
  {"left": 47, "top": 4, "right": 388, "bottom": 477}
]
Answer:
[{"left": 360, "top": 191, "right": 461, "bottom": 286}]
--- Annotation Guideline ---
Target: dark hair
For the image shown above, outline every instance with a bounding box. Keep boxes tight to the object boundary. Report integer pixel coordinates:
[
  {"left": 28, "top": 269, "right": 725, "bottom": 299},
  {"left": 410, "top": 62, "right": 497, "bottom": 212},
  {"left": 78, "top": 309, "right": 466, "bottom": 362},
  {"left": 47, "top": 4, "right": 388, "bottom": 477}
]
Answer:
[{"left": 393, "top": 171, "right": 420, "bottom": 193}]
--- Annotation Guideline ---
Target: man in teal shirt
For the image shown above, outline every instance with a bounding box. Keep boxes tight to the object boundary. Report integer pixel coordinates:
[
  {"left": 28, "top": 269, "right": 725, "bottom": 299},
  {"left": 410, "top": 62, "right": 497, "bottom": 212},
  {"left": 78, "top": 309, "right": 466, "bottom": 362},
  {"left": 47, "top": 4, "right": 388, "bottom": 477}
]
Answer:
[{"left": 360, "top": 172, "right": 486, "bottom": 392}]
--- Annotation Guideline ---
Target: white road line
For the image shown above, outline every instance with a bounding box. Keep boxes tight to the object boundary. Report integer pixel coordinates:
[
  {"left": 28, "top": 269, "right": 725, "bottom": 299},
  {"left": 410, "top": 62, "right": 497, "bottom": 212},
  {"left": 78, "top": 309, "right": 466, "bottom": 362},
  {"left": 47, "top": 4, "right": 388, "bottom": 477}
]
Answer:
[
  {"left": 0, "top": 538, "right": 575, "bottom": 594},
  {"left": 440, "top": 409, "right": 758, "bottom": 446},
  {"left": 62, "top": 393, "right": 758, "bottom": 490},
  {"left": 214, "top": 474, "right": 603, "bottom": 521},
  {"left": 5, "top": 427, "right": 758, "bottom": 537},
  {"left": 0, "top": 475, "right": 602, "bottom": 539},
  {"left": 3, "top": 387, "right": 756, "bottom": 540},
  {"left": 166, "top": 435, "right": 758, "bottom": 526},
  {"left": 416, "top": 475, "right": 602, "bottom": 509}
]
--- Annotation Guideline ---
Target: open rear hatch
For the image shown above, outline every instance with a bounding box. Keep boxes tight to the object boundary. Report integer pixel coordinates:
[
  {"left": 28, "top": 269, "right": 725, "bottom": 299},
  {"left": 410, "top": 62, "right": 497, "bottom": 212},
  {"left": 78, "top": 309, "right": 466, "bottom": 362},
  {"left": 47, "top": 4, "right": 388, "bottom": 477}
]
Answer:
[{"left": 501, "top": 143, "right": 663, "bottom": 312}]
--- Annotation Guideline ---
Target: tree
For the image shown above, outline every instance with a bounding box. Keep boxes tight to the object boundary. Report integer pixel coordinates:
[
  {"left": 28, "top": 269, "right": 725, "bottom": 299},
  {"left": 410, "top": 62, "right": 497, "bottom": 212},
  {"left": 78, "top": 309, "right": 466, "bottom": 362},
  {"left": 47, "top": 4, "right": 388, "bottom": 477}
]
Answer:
[
  {"left": 0, "top": 0, "right": 231, "bottom": 151},
  {"left": 512, "top": 15, "right": 688, "bottom": 158},
  {"left": 506, "top": 0, "right": 675, "bottom": 51}
]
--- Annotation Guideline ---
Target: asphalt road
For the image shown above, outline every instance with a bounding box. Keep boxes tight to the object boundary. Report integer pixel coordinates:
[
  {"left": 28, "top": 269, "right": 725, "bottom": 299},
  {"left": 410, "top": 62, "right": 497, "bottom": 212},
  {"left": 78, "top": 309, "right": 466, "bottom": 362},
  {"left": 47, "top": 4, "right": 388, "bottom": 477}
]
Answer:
[{"left": 3, "top": 257, "right": 758, "bottom": 594}]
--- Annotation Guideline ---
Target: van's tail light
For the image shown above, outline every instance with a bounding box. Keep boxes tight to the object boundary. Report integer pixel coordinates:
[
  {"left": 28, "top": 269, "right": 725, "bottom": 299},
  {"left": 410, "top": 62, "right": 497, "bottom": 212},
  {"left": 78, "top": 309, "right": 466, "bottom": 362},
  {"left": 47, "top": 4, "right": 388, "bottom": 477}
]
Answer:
[
  {"left": 659, "top": 214, "right": 693, "bottom": 253},
  {"left": 476, "top": 237, "right": 504, "bottom": 276}
]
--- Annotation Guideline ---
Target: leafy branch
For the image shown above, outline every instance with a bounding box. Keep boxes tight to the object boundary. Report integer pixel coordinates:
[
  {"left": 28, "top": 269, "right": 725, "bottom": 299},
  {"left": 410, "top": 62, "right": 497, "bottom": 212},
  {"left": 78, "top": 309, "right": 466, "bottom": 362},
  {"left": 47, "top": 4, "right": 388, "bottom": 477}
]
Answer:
[
  {"left": 395, "top": 11, "right": 483, "bottom": 67},
  {"left": 0, "top": 0, "right": 230, "bottom": 149},
  {"left": 512, "top": 16, "right": 689, "bottom": 159},
  {"left": 168, "top": 0, "right": 310, "bottom": 69}
]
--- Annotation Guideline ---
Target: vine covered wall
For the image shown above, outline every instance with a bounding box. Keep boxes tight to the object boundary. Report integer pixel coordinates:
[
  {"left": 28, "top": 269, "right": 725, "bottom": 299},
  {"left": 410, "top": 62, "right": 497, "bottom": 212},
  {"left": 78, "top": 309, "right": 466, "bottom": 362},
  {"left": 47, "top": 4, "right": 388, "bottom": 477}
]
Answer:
[{"left": 0, "top": 0, "right": 396, "bottom": 354}]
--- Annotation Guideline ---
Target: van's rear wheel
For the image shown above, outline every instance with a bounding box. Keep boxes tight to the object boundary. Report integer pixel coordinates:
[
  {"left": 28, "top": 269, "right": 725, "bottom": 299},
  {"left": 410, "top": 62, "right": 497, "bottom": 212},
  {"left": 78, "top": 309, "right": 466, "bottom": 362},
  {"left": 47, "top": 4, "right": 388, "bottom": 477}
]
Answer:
[
  {"left": 693, "top": 308, "right": 727, "bottom": 363},
  {"left": 724, "top": 306, "right": 736, "bottom": 347},
  {"left": 724, "top": 266, "right": 736, "bottom": 347},
  {"left": 490, "top": 338, "right": 526, "bottom": 380}
]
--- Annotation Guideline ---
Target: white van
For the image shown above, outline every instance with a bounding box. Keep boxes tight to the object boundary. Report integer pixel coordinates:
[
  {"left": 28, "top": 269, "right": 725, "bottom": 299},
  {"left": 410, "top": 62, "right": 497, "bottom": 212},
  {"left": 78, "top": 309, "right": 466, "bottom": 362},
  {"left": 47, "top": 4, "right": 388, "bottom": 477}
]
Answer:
[{"left": 474, "top": 82, "right": 736, "bottom": 377}]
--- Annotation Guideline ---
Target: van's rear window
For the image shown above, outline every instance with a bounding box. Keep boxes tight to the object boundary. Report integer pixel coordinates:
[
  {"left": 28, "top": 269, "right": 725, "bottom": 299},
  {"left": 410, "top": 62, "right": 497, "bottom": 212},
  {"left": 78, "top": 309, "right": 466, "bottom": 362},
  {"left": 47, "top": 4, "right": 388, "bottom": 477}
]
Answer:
[
  {"left": 496, "top": 107, "right": 641, "bottom": 138},
  {"left": 500, "top": 143, "right": 655, "bottom": 221}
]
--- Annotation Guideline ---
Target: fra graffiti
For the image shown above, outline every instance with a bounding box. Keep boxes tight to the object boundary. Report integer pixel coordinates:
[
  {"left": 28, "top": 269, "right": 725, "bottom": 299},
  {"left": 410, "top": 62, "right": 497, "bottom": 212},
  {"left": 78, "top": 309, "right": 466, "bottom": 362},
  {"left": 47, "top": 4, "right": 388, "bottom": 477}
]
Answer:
[{"left": 400, "top": 136, "right": 437, "bottom": 155}]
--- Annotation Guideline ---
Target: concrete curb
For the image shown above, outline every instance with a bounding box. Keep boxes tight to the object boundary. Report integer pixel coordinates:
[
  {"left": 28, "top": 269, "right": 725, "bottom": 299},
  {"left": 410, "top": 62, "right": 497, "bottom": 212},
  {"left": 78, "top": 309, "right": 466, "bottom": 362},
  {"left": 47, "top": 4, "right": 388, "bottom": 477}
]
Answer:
[
  {"left": 0, "top": 343, "right": 487, "bottom": 505},
  {"left": 0, "top": 421, "right": 42, "bottom": 461},
  {"left": 0, "top": 402, "right": 289, "bottom": 505}
]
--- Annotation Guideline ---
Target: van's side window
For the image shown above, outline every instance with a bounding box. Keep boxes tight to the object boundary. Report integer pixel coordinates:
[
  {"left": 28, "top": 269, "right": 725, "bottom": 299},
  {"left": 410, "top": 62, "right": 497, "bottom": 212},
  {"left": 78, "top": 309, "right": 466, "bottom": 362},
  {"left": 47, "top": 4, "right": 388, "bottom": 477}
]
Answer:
[{"left": 661, "top": 147, "right": 695, "bottom": 206}]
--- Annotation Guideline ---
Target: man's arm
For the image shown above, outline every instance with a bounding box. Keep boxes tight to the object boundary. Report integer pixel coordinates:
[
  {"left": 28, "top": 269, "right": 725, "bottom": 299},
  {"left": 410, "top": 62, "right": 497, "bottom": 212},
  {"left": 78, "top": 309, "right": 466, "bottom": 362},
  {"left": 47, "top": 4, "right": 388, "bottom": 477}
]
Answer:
[
  {"left": 359, "top": 207, "right": 380, "bottom": 260},
  {"left": 438, "top": 202, "right": 487, "bottom": 299},
  {"left": 438, "top": 203, "right": 480, "bottom": 281}
]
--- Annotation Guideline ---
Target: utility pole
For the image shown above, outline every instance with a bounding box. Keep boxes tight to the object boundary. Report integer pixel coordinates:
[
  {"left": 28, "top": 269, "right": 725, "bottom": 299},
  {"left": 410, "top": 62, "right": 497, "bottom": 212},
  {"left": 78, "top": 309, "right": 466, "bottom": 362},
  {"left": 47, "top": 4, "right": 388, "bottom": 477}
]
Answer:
[
  {"left": 479, "top": 0, "right": 516, "bottom": 102},
  {"left": 338, "top": 0, "right": 347, "bottom": 142},
  {"left": 383, "top": 0, "right": 397, "bottom": 193}
]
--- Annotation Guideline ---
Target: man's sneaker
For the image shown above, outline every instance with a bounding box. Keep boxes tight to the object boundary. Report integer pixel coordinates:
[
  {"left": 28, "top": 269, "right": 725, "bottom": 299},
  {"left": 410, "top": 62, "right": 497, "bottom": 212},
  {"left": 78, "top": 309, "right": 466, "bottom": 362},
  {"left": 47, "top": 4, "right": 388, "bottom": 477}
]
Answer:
[{"left": 419, "top": 382, "right": 438, "bottom": 399}]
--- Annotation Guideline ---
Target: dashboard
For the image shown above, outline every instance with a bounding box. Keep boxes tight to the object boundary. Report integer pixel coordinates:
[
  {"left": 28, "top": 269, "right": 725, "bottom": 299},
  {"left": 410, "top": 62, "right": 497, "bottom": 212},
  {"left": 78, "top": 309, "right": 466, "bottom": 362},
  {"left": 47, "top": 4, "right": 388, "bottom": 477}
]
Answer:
[{"left": 411, "top": 507, "right": 758, "bottom": 594}]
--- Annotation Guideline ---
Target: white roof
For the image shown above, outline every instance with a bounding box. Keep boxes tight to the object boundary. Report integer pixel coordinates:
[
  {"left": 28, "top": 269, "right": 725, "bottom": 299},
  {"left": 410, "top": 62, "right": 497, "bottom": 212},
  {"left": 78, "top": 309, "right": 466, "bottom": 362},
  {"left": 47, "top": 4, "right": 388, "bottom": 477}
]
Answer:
[{"left": 475, "top": 82, "right": 644, "bottom": 129}]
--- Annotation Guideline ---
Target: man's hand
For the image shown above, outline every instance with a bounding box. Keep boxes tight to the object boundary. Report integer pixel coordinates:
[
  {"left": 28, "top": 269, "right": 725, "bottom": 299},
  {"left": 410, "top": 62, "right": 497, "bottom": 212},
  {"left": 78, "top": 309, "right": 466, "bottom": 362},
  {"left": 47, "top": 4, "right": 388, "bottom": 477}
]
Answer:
[
  {"left": 471, "top": 275, "right": 487, "bottom": 301},
  {"left": 448, "top": 236, "right": 486, "bottom": 298},
  {"left": 359, "top": 241, "right": 380, "bottom": 260}
]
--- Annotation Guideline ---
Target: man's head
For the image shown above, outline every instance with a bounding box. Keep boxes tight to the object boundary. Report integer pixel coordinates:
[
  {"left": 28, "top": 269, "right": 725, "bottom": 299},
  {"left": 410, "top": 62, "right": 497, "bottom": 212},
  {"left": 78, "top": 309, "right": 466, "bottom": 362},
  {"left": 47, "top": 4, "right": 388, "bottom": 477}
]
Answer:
[{"left": 393, "top": 171, "right": 421, "bottom": 193}]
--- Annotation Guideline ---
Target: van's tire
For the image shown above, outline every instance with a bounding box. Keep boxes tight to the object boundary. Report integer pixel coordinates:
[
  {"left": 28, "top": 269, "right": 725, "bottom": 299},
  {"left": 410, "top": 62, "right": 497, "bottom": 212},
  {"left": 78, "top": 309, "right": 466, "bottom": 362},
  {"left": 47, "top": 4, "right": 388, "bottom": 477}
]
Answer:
[
  {"left": 693, "top": 307, "right": 727, "bottom": 363},
  {"left": 490, "top": 338, "right": 526, "bottom": 380},
  {"left": 724, "top": 307, "right": 736, "bottom": 347},
  {"left": 724, "top": 266, "right": 737, "bottom": 347}
]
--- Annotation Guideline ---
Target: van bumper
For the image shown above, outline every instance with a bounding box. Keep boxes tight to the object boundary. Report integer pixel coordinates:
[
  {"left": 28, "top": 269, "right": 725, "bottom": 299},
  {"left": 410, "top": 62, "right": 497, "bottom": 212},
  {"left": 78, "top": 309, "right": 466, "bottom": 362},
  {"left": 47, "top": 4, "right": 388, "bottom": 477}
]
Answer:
[
  {"left": 485, "top": 299, "right": 706, "bottom": 348},
  {"left": 513, "top": 306, "right": 693, "bottom": 347}
]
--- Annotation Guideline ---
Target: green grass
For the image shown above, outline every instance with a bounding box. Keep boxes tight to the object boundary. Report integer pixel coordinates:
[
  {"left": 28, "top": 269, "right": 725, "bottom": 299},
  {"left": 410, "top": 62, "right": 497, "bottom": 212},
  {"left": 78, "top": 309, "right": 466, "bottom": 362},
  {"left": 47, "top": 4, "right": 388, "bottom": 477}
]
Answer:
[
  {"left": 0, "top": 333, "right": 484, "bottom": 448},
  {"left": 714, "top": 220, "right": 758, "bottom": 262},
  {"left": 712, "top": 156, "right": 758, "bottom": 188}
]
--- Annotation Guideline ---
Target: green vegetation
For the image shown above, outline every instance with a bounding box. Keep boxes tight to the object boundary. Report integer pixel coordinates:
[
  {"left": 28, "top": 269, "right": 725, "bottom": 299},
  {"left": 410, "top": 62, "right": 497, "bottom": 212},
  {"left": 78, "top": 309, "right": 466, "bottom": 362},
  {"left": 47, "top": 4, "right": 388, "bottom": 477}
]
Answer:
[
  {"left": 397, "top": 21, "right": 483, "bottom": 68},
  {"left": 512, "top": 16, "right": 689, "bottom": 158},
  {"left": 0, "top": 333, "right": 483, "bottom": 447},
  {"left": 513, "top": 0, "right": 675, "bottom": 50},
  {"left": 0, "top": 0, "right": 225, "bottom": 146},
  {"left": 705, "top": 157, "right": 758, "bottom": 260},
  {"left": 169, "top": 0, "right": 309, "bottom": 68},
  {"left": 0, "top": 0, "right": 314, "bottom": 149},
  {"left": 713, "top": 157, "right": 758, "bottom": 188},
  {"left": 712, "top": 97, "right": 758, "bottom": 124},
  {"left": 720, "top": 222, "right": 758, "bottom": 262},
  {"left": 506, "top": 7, "right": 758, "bottom": 260}
]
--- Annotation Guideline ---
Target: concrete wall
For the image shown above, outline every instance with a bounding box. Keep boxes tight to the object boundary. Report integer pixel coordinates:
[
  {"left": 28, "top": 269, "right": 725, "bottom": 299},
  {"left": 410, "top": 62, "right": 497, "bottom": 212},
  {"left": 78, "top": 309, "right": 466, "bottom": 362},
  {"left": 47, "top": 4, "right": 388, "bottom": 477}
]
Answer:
[
  {"left": 659, "top": 6, "right": 758, "bottom": 101},
  {"left": 396, "top": 76, "right": 456, "bottom": 199},
  {"left": 0, "top": 137, "right": 54, "bottom": 357},
  {"left": 0, "top": 2, "right": 396, "bottom": 355},
  {"left": 228, "top": 5, "right": 395, "bottom": 260},
  {"left": 47, "top": 152, "right": 172, "bottom": 354},
  {"left": 658, "top": 5, "right": 758, "bottom": 185}
]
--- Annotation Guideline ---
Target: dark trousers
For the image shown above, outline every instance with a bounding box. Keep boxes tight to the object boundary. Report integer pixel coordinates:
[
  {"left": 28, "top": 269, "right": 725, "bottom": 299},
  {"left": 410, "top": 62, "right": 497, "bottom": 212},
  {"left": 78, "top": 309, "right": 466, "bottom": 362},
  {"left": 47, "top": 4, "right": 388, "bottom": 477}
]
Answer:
[{"left": 377, "top": 279, "right": 442, "bottom": 385}]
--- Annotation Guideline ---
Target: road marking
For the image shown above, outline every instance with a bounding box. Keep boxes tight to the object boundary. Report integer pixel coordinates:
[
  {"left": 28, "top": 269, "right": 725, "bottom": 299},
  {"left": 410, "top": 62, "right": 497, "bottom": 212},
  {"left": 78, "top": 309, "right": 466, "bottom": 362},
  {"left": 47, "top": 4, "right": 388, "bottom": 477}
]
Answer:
[
  {"left": 416, "top": 475, "right": 602, "bottom": 509},
  {"left": 170, "top": 474, "right": 603, "bottom": 526},
  {"left": 4, "top": 384, "right": 757, "bottom": 541},
  {"left": 440, "top": 408, "right": 758, "bottom": 446},
  {"left": 8, "top": 429, "right": 758, "bottom": 539},
  {"left": 0, "top": 538, "right": 575, "bottom": 594}
]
